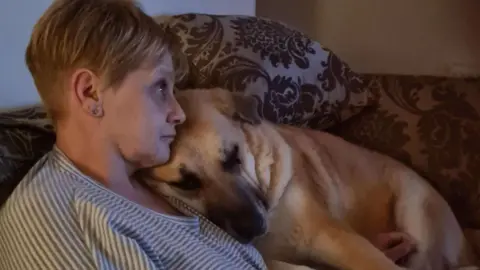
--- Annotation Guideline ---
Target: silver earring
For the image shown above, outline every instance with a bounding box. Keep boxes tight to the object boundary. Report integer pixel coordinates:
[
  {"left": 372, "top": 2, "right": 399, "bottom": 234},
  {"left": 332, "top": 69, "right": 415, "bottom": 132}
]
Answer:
[{"left": 91, "top": 106, "right": 102, "bottom": 117}]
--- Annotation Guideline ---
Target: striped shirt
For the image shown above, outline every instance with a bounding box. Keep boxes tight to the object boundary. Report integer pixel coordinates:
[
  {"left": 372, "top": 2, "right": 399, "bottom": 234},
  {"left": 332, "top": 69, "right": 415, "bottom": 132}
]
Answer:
[{"left": 0, "top": 147, "right": 267, "bottom": 270}]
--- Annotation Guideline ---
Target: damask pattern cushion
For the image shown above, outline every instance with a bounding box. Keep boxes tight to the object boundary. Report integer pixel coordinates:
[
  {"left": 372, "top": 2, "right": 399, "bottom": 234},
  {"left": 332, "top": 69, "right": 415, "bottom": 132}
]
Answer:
[
  {"left": 331, "top": 75, "right": 480, "bottom": 228},
  {"left": 0, "top": 107, "right": 55, "bottom": 205},
  {"left": 165, "top": 14, "right": 377, "bottom": 130}
]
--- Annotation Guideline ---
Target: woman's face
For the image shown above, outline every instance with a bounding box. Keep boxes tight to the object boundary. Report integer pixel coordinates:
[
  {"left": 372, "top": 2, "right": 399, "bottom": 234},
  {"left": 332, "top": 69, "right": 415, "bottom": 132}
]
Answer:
[{"left": 101, "top": 52, "right": 185, "bottom": 168}]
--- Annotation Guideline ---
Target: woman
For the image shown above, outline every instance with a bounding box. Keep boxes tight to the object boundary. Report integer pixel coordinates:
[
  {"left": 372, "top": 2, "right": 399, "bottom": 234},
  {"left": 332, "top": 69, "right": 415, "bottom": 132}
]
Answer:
[{"left": 0, "top": 0, "right": 415, "bottom": 269}]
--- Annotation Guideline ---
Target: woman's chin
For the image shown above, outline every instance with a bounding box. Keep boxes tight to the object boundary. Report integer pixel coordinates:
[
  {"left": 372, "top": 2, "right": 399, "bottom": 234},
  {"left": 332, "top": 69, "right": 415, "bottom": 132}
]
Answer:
[
  {"left": 129, "top": 145, "right": 170, "bottom": 168},
  {"left": 150, "top": 143, "right": 171, "bottom": 165}
]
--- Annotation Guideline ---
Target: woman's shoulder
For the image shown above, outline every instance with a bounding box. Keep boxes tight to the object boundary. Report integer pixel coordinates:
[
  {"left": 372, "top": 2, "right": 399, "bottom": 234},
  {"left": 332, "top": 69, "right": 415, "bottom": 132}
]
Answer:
[
  {"left": 0, "top": 153, "right": 98, "bottom": 269},
  {"left": 0, "top": 152, "right": 92, "bottom": 228},
  {"left": 3, "top": 151, "right": 86, "bottom": 207}
]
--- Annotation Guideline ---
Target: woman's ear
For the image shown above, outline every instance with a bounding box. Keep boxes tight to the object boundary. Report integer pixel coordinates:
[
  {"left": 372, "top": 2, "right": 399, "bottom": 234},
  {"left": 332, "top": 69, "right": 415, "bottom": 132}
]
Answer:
[{"left": 71, "top": 68, "right": 104, "bottom": 117}]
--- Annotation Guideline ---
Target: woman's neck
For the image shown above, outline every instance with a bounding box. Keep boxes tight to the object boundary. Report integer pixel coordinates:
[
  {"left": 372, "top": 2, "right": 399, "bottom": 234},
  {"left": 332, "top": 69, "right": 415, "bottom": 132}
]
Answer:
[
  {"left": 55, "top": 120, "right": 183, "bottom": 216},
  {"left": 56, "top": 123, "right": 130, "bottom": 187}
]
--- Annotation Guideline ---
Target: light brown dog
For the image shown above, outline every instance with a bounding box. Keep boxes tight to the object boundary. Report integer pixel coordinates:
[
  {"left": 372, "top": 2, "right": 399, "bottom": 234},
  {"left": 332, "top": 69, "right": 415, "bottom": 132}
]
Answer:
[{"left": 139, "top": 88, "right": 478, "bottom": 270}]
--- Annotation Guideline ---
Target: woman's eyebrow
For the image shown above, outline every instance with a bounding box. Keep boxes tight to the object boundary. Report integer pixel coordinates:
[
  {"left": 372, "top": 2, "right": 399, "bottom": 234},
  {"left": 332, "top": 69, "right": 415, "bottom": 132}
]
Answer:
[
  {"left": 149, "top": 72, "right": 174, "bottom": 88},
  {"left": 156, "top": 64, "right": 173, "bottom": 76}
]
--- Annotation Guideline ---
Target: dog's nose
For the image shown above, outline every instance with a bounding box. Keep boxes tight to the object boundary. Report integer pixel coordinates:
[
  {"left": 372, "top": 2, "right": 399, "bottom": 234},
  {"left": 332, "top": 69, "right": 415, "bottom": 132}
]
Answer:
[{"left": 231, "top": 211, "right": 267, "bottom": 243}]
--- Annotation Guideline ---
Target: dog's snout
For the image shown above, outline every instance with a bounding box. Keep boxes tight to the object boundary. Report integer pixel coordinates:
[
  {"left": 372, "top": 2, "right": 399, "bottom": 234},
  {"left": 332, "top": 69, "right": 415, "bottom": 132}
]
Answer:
[
  {"left": 230, "top": 209, "right": 267, "bottom": 243},
  {"left": 205, "top": 174, "right": 268, "bottom": 244}
]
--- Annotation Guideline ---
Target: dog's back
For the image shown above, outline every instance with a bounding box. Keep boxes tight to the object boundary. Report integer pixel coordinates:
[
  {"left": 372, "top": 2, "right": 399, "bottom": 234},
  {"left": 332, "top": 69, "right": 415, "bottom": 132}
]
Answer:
[
  {"left": 275, "top": 124, "right": 398, "bottom": 238},
  {"left": 273, "top": 123, "right": 478, "bottom": 270}
]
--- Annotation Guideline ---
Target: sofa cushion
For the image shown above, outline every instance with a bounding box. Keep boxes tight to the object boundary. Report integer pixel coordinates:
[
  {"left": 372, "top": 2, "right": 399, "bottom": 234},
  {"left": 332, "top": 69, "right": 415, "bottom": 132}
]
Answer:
[
  {"left": 165, "top": 14, "right": 376, "bottom": 130},
  {"left": 0, "top": 107, "right": 55, "bottom": 205},
  {"left": 331, "top": 75, "right": 480, "bottom": 228}
]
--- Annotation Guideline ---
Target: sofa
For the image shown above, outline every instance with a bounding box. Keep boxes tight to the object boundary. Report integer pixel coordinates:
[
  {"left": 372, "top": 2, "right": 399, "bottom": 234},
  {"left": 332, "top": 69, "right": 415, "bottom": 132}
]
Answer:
[{"left": 1, "top": 12, "right": 479, "bottom": 266}]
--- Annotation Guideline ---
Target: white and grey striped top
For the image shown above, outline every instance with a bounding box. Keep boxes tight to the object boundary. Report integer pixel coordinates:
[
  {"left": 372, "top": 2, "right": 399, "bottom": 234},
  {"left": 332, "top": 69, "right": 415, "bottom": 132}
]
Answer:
[{"left": 0, "top": 147, "right": 267, "bottom": 270}]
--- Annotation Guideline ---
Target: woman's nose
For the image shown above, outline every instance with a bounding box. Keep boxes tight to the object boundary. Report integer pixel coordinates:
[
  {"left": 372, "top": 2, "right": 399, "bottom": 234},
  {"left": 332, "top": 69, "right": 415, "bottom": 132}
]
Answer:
[{"left": 167, "top": 99, "right": 186, "bottom": 125}]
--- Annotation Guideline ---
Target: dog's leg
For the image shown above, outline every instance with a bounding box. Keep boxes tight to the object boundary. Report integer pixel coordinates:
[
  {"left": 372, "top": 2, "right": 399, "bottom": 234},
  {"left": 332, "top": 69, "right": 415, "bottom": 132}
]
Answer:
[
  {"left": 393, "top": 170, "right": 478, "bottom": 270},
  {"left": 306, "top": 220, "right": 405, "bottom": 270}
]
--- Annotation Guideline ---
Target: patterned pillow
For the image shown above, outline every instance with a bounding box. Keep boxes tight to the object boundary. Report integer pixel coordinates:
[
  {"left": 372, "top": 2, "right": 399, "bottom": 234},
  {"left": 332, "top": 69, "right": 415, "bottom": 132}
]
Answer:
[
  {"left": 0, "top": 107, "right": 55, "bottom": 205},
  {"left": 165, "top": 14, "right": 377, "bottom": 130}
]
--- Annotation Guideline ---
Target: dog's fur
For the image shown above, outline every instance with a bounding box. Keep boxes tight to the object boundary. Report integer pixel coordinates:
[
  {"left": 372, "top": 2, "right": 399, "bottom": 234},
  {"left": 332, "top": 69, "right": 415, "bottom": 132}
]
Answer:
[{"left": 139, "top": 88, "right": 479, "bottom": 270}]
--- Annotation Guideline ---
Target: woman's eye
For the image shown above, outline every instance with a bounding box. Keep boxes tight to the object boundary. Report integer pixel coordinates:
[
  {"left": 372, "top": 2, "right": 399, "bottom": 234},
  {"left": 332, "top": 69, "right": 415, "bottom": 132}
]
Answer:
[
  {"left": 154, "top": 79, "right": 168, "bottom": 96},
  {"left": 158, "top": 79, "right": 167, "bottom": 90}
]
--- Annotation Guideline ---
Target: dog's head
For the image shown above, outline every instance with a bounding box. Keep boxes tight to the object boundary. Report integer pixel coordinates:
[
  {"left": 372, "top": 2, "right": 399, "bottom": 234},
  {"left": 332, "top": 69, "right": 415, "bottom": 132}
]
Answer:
[{"left": 139, "top": 88, "right": 269, "bottom": 243}]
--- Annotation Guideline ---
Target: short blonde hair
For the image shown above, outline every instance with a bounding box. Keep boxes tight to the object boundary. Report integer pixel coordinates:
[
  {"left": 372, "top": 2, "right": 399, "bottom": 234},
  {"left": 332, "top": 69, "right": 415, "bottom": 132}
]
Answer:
[{"left": 26, "top": 0, "right": 170, "bottom": 122}]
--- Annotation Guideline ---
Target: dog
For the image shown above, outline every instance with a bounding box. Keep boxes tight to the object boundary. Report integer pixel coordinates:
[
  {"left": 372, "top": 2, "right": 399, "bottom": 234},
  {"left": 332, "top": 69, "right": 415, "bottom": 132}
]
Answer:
[{"left": 138, "top": 88, "right": 479, "bottom": 270}]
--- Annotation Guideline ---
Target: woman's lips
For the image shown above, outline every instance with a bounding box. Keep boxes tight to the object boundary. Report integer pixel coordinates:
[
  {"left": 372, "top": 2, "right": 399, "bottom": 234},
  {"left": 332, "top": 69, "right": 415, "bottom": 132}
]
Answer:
[{"left": 160, "top": 135, "right": 175, "bottom": 143}]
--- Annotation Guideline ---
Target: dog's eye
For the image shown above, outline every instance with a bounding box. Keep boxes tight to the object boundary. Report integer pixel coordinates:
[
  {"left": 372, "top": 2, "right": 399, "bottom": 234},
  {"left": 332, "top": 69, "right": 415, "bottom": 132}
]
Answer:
[
  {"left": 170, "top": 169, "right": 202, "bottom": 191},
  {"left": 222, "top": 144, "right": 241, "bottom": 172}
]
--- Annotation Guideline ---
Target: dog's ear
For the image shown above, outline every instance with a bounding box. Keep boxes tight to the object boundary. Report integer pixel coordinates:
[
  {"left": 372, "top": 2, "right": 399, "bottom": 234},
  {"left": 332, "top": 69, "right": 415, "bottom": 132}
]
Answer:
[{"left": 232, "top": 94, "right": 262, "bottom": 125}]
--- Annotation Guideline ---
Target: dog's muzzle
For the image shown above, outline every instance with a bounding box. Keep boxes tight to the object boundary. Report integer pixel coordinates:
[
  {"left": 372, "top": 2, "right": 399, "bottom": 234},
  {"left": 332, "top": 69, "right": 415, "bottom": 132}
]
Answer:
[{"left": 228, "top": 206, "right": 267, "bottom": 244}]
